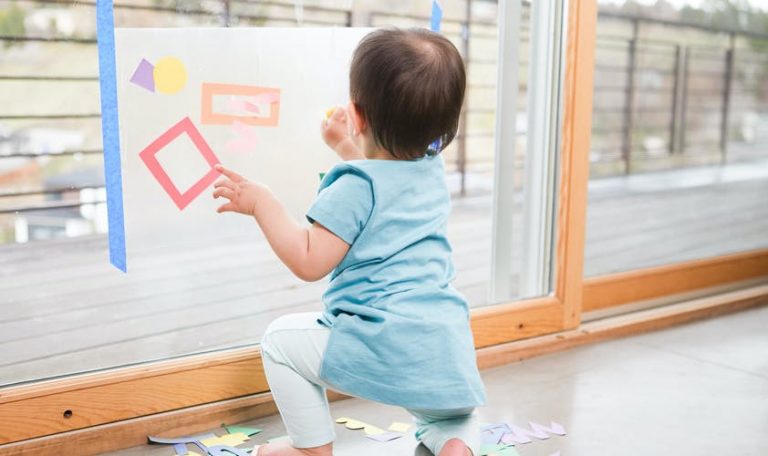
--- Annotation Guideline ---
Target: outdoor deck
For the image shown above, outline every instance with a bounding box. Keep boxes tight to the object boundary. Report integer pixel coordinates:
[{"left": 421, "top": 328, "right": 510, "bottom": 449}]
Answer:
[{"left": 1, "top": 159, "right": 767, "bottom": 387}]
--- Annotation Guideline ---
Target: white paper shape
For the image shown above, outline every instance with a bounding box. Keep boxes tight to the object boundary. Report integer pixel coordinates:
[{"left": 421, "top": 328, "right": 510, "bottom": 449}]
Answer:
[{"left": 114, "top": 28, "right": 371, "bottom": 256}]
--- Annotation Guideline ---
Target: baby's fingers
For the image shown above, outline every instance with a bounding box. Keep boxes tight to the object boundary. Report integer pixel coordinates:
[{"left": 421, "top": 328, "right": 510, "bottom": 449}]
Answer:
[
  {"left": 324, "top": 106, "right": 346, "bottom": 126},
  {"left": 333, "top": 109, "right": 349, "bottom": 129},
  {"left": 213, "top": 179, "right": 236, "bottom": 191},
  {"left": 213, "top": 187, "right": 235, "bottom": 200},
  {"left": 332, "top": 107, "right": 346, "bottom": 121},
  {"left": 216, "top": 202, "right": 237, "bottom": 213},
  {"left": 215, "top": 164, "right": 245, "bottom": 183}
]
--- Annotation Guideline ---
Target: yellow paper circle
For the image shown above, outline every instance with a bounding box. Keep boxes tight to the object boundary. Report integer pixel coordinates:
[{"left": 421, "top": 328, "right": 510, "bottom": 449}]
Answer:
[{"left": 153, "top": 56, "right": 188, "bottom": 94}]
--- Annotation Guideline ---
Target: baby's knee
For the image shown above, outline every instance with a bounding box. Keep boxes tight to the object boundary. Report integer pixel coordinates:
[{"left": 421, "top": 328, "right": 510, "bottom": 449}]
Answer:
[
  {"left": 261, "top": 315, "right": 287, "bottom": 347},
  {"left": 260, "top": 314, "right": 302, "bottom": 352},
  {"left": 438, "top": 438, "right": 472, "bottom": 456}
]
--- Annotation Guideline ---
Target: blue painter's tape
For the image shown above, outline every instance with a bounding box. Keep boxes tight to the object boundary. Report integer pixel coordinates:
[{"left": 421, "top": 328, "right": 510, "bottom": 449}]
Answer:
[
  {"left": 428, "top": 138, "right": 442, "bottom": 154},
  {"left": 96, "top": 0, "right": 127, "bottom": 272},
  {"left": 430, "top": 0, "right": 443, "bottom": 32}
]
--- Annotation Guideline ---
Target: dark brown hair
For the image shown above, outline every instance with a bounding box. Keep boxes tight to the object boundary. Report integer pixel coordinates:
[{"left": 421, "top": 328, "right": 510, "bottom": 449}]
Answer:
[{"left": 350, "top": 28, "right": 466, "bottom": 160}]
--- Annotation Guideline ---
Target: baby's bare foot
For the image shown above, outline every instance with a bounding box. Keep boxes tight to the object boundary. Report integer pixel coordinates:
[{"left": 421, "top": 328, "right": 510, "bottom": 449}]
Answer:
[
  {"left": 438, "top": 438, "right": 473, "bottom": 456},
  {"left": 256, "top": 440, "right": 333, "bottom": 456}
]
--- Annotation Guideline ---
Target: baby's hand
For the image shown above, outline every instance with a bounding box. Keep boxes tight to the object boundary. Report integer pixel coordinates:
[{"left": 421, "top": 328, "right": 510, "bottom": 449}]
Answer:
[
  {"left": 212, "top": 164, "right": 269, "bottom": 216},
  {"left": 321, "top": 107, "right": 363, "bottom": 161},
  {"left": 321, "top": 107, "right": 351, "bottom": 149}
]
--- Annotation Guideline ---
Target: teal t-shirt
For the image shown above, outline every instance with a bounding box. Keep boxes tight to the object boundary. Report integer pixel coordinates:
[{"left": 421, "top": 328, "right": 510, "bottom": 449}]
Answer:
[{"left": 306, "top": 155, "right": 486, "bottom": 410}]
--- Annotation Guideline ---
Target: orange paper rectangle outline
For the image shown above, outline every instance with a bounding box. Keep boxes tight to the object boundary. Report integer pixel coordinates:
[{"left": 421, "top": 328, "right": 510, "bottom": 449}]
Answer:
[{"left": 201, "top": 83, "right": 281, "bottom": 127}]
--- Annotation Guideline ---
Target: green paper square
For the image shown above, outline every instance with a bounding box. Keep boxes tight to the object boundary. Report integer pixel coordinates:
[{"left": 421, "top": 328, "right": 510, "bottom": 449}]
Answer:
[{"left": 225, "top": 425, "right": 262, "bottom": 436}]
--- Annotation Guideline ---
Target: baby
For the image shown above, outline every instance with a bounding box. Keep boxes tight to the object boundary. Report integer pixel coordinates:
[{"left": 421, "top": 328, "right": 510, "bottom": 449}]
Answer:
[{"left": 213, "top": 28, "right": 486, "bottom": 456}]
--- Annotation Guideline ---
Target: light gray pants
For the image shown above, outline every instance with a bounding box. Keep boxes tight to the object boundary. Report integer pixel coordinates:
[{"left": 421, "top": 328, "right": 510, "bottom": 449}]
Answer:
[{"left": 260, "top": 312, "right": 481, "bottom": 455}]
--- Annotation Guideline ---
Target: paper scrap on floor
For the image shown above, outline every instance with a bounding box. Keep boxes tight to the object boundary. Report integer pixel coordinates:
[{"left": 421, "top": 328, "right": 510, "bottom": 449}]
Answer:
[{"left": 388, "top": 421, "right": 412, "bottom": 433}]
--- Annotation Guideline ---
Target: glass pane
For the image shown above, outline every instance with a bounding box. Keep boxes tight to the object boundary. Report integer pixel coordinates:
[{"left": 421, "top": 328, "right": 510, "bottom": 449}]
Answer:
[
  {"left": 488, "top": 0, "right": 566, "bottom": 303},
  {"left": 586, "top": 1, "right": 768, "bottom": 278},
  {"left": 1, "top": 1, "right": 507, "bottom": 386},
  {"left": 0, "top": 0, "right": 574, "bottom": 387}
]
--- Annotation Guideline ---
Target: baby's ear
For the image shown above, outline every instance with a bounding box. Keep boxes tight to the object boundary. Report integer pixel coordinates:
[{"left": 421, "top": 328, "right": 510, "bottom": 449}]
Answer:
[{"left": 347, "top": 101, "right": 366, "bottom": 135}]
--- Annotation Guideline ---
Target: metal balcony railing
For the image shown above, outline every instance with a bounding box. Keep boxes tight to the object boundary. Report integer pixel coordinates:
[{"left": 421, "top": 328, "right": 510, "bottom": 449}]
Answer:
[{"left": 1, "top": 0, "right": 767, "bottom": 243}]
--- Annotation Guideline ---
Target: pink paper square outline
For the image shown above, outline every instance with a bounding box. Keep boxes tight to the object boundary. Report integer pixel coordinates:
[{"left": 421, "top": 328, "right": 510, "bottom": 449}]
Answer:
[{"left": 138, "top": 117, "right": 221, "bottom": 210}]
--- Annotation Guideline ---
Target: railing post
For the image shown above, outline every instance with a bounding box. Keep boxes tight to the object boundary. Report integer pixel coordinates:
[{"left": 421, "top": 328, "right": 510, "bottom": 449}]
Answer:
[
  {"left": 679, "top": 46, "right": 689, "bottom": 154},
  {"left": 621, "top": 19, "right": 638, "bottom": 175},
  {"left": 221, "top": 0, "right": 231, "bottom": 27},
  {"left": 669, "top": 44, "right": 681, "bottom": 155},
  {"left": 457, "top": 0, "right": 471, "bottom": 196},
  {"left": 720, "top": 32, "right": 735, "bottom": 164}
]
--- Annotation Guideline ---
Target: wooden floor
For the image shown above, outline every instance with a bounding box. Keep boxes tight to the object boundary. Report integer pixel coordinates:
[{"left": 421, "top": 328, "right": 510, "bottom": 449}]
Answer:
[{"left": 1, "top": 160, "right": 767, "bottom": 387}]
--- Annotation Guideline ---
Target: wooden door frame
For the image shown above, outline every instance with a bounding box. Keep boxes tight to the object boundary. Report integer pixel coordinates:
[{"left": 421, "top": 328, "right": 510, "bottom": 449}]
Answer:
[
  {"left": 2, "top": 1, "right": 767, "bottom": 453},
  {"left": 583, "top": 248, "right": 768, "bottom": 312},
  {"left": 471, "top": 0, "right": 597, "bottom": 347}
]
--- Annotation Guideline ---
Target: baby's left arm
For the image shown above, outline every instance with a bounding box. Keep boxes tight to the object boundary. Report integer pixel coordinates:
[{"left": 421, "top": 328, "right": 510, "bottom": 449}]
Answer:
[{"left": 212, "top": 164, "right": 349, "bottom": 282}]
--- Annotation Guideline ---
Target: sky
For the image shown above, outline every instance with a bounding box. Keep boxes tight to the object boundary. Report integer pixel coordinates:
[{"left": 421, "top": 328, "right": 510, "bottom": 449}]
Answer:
[{"left": 598, "top": 0, "right": 768, "bottom": 11}]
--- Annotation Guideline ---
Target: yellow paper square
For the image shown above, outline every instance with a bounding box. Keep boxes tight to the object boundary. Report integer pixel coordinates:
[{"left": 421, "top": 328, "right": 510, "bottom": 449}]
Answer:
[
  {"left": 200, "top": 436, "right": 222, "bottom": 447},
  {"left": 337, "top": 416, "right": 386, "bottom": 435},
  {"left": 200, "top": 432, "right": 249, "bottom": 447},
  {"left": 388, "top": 421, "right": 412, "bottom": 433}
]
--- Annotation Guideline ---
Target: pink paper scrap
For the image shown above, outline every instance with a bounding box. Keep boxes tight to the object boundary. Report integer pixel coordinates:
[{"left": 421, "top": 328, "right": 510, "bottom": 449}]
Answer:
[
  {"left": 243, "top": 101, "right": 260, "bottom": 114},
  {"left": 226, "top": 120, "right": 258, "bottom": 153},
  {"left": 253, "top": 92, "right": 281, "bottom": 104}
]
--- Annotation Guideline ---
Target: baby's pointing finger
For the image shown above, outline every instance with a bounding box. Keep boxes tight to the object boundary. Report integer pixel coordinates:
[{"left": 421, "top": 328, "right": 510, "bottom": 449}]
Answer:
[{"left": 215, "top": 164, "right": 245, "bottom": 183}]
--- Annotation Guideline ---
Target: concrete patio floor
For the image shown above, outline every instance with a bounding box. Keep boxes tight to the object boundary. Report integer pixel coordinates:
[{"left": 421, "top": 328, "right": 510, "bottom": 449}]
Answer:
[{"left": 105, "top": 304, "right": 768, "bottom": 455}]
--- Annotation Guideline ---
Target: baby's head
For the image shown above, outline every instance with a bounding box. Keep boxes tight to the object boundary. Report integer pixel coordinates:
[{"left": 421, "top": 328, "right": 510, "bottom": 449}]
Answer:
[{"left": 348, "top": 28, "right": 466, "bottom": 160}]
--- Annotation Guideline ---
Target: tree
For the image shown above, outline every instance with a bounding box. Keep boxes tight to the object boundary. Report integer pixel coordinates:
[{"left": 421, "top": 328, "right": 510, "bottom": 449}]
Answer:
[
  {"left": 153, "top": 0, "right": 207, "bottom": 13},
  {"left": 0, "top": 5, "right": 26, "bottom": 46}
]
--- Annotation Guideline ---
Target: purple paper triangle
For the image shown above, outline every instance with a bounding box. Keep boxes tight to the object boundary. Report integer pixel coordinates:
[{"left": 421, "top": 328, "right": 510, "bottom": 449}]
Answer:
[{"left": 130, "top": 58, "right": 155, "bottom": 92}]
